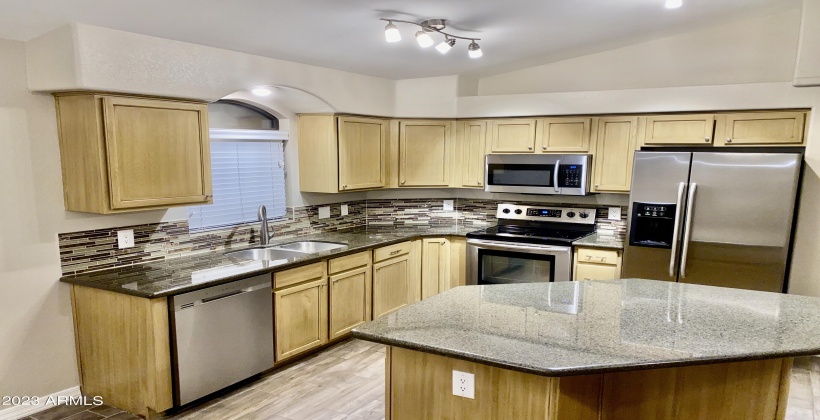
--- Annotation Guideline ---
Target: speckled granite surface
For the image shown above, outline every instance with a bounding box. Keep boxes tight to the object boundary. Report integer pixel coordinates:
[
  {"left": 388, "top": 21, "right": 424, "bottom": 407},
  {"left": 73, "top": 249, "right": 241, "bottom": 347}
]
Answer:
[
  {"left": 60, "top": 226, "right": 479, "bottom": 298},
  {"left": 573, "top": 233, "right": 624, "bottom": 250},
  {"left": 353, "top": 279, "right": 820, "bottom": 376}
]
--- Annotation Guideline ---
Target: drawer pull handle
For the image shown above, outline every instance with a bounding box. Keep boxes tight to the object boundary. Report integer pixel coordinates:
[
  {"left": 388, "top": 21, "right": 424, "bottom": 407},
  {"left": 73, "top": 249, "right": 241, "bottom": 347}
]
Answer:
[{"left": 390, "top": 250, "right": 401, "bottom": 255}]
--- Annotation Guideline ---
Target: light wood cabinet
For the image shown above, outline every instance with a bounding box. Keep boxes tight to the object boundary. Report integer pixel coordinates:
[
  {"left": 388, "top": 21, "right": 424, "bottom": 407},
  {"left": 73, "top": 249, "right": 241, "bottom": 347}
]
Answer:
[
  {"left": 273, "top": 265, "right": 328, "bottom": 360},
  {"left": 448, "top": 237, "right": 468, "bottom": 292},
  {"left": 458, "top": 120, "right": 488, "bottom": 188},
  {"left": 641, "top": 114, "right": 715, "bottom": 145},
  {"left": 373, "top": 240, "right": 422, "bottom": 318},
  {"left": 490, "top": 119, "right": 538, "bottom": 152},
  {"left": 55, "top": 93, "right": 212, "bottom": 213},
  {"left": 328, "top": 252, "right": 372, "bottom": 340},
  {"left": 592, "top": 116, "right": 640, "bottom": 193},
  {"left": 399, "top": 120, "right": 453, "bottom": 187},
  {"left": 573, "top": 247, "right": 622, "bottom": 281},
  {"left": 538, "top": 117, "right": 594, "bottom": 152},
  {"left": 298, "top": 114, "right": 388, "bottom": 193},
  {"left": 421, "top": 238, "right": 451, "bottom": 299},
  {"left": 715, "top": 112, "right": 806, "bottom": 146}
]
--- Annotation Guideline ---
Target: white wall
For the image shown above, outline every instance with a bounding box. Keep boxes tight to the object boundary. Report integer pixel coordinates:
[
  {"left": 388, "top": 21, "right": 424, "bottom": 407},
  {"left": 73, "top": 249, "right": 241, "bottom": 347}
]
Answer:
[
  {"left": 794, "top": 0, "right": 820, "bottom": 86},
  {"left": 394, "top": 76, "right": 460, "bottom": 118},
  {"left": 478, "top": 9, "right": 801, "bottom": 96}
]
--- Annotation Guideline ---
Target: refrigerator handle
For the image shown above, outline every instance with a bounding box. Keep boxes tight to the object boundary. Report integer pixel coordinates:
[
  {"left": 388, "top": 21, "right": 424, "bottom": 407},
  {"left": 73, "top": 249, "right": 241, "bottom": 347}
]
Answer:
[
  {"left": 669, "top": 182, "right": 686, "bottom": 278},
  {"left": 680, "top": 183, "right": 698, "bottom": 278},
  {"left": 553, "top": 160, "right": 561, "bottom": 193}
]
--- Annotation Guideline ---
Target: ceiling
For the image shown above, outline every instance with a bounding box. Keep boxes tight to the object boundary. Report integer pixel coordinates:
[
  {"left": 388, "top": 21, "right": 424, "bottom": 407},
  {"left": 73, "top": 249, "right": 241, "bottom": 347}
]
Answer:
[{"left": 0, "top": 0, "right": 802, "bottom": 79}]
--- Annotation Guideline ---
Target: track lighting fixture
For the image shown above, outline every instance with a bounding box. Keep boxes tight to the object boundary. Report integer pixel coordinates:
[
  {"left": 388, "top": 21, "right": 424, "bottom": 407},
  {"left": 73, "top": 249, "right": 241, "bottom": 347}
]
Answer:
[{"left": 381, "top": 18, "right": 483, "bottom": 58}]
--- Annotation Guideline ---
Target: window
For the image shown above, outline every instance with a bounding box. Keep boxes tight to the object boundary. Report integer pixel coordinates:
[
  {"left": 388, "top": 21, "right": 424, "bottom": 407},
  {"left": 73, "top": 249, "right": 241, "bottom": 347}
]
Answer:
[{"left": 187, "top": 102, "right": 287, "bottom": 230}]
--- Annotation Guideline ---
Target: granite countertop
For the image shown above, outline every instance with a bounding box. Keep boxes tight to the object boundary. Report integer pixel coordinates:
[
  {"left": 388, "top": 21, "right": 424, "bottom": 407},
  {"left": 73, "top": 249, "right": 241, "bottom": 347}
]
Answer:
[
  {"left": 352, "top": 279, "right": 820, "bottom": 376},
  {"left": 572, "top": 233, "right": 624, "bottom": 250},
  {"left": 60, "top": 226, "right": 481, "bottom": 298}
]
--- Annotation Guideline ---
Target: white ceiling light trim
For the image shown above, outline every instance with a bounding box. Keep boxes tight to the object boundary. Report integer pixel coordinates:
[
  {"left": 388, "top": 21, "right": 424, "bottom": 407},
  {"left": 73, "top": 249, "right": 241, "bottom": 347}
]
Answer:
[
  {"left": 381, "top": 18, "right": 483, "bottom": 58},
  {"left": 665, "top": 0, "right": 683, "bottom": 9},
  {"left": 251, "top": 87, "right": 273, "bottom": 97}
]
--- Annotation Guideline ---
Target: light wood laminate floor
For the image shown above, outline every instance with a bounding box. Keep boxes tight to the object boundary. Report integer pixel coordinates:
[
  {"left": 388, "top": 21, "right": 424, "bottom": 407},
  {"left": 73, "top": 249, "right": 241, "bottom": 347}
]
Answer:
[{"left": 29, "top": 339, "right": 820, "bottom": 420}]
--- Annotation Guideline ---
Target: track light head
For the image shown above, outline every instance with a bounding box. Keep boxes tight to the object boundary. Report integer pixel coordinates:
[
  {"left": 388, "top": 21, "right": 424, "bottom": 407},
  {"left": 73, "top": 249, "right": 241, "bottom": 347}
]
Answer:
[
  {"left": 468, "top": 41, "right": 482, "bottom": 59},
  {"left": 436, "top": 37, "right": 456, "bottom": 54},
  {"left": 415, "top": 30, "right": 434, "bottom": 48},
  {"left": 384, "top": 21, "right": 401, "bottom": 42}
]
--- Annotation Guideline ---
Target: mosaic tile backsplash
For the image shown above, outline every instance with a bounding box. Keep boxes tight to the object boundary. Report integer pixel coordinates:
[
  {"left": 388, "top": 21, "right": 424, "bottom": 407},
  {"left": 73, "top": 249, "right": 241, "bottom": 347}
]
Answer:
[{"left": 59, "top": 198, "right": 627, "bottom": 275}]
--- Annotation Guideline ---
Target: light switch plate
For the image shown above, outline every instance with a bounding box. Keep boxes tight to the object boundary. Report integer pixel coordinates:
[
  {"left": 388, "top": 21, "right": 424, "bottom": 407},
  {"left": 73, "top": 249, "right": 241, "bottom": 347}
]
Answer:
[
  {"left": 443, "top": 200, "right": 454, "bottom": 211},
  {"left": 452, "top": 370, "right": 475, "bottom": 399},
  {"left": 608, "top": 207, "right": 621, "bottom": 221},
  {"left": 117, "top": 229, "right": 135, "bottom": 249},
  {"left": 341, "top": 204, "right": 349, "bottom": 216},
  {"left": 318, "top": 206, "right": 331, "bottom": 219}
]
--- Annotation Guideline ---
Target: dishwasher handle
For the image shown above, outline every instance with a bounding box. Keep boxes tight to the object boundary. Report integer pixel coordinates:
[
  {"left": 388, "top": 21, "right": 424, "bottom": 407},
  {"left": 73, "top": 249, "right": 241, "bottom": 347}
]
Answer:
[{"left": 173, "top": 275, "right": 272, "bottom": 312}]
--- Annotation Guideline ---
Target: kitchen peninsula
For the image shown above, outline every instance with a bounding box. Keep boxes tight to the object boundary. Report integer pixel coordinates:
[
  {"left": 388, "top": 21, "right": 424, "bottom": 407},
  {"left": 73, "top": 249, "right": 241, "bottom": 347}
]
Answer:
[{"left": 353, "top": 279, "right": 820, "bottom": 420}]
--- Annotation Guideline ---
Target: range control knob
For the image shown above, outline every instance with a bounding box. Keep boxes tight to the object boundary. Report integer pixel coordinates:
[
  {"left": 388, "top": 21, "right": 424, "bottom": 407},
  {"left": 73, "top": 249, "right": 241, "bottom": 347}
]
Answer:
[
  {"left": 566, "top": 211, "right": 576, "bottom": 218},
  {"left": 502, "top": 208, "right": 511, "bottom": 214},
  {"left": 514, "top": 209, "right": 523, "bottom": 215},
  {"left": 579, "top": 211, "right": 590, "bottom": 219}
]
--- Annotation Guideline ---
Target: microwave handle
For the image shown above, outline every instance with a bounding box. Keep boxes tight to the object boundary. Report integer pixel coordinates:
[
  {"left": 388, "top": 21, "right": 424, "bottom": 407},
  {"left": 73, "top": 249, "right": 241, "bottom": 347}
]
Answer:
[{"left": 553, "top": 160, "right": 561, "bottom": 193}]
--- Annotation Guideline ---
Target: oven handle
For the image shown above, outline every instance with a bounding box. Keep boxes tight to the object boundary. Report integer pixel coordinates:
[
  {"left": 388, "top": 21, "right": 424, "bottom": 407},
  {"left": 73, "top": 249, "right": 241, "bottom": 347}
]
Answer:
[
  {"left": 467, "top": 239, "right": 571, "bottom": 254},
  {"left": 553, "top": 159, "right": 561, "bottom": 193}
]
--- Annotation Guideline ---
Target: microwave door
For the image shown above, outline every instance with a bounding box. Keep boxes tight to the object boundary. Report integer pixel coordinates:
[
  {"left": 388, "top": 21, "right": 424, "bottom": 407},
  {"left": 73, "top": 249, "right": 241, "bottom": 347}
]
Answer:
[{"left": 484, "top": 154, "right": 559, "bottom": 195}]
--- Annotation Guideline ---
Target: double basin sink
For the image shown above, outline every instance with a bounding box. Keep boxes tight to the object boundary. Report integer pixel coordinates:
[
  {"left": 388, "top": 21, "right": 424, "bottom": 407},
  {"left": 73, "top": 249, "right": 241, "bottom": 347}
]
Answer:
[{"left": 225, "top": 241, "right": 348, "bottom": 262}]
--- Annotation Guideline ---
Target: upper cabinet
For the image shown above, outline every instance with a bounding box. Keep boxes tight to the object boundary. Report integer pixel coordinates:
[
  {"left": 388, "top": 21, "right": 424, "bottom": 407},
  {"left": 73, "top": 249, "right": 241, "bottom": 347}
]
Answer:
[
  {"left": 55, "top": 93, "right": 212, "bottom": 214},
  {"left": 538, "top": 117, "right": 594, "bottom": 152},
  {"left": 458, "top": 120, "right": 488, "bottom": 188},
  {"left": 490, "top": 119, "right": 538, "bottom": 153},
  {"left": 593, "top": 116, "right": 640, "bottom": 193},
  {"left": 398, "top": 120, "right": 454, "bottom": 187},
  {"left": 298, "top": 114, "right": 387, "bottom": 193},
  {"left": 641, "top": 114, "right": 715, "bottom": 146},
  {"left": 715, "top": 112, "right": 806, "bottom": 146}
]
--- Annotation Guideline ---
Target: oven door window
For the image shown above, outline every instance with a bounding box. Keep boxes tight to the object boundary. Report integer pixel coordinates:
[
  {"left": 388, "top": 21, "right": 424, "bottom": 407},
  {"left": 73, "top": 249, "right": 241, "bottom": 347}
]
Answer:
[
  {"left": 487, "top": 164, "right": 554, "bottom": 188},
  {"left": 478, "top": 249, "right": 556, "bottom": 285}
]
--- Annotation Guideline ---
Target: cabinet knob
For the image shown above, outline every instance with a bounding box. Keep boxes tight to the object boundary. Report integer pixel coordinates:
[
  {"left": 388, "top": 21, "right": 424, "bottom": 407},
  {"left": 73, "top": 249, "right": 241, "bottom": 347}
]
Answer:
[
  {"left": 542, "top": 146, "right": 547, "bottom": 150},
  {"left": 704, "top": 138, "right": 710, "bottom": 143},
  {"left": 342, "top": 185, "right": 347, "bottom": 190},
  {"left": 726, "top": 138, "right": 732, "bottom": 143},
  {"left": 401, "top": 180, "right": 406, "bottom": 185},
  {"left": 528, "top": 146, "right": 533, "bottom": 150},
  {"left": 595, "top": 184, "right": 600, "bottom": 188}
]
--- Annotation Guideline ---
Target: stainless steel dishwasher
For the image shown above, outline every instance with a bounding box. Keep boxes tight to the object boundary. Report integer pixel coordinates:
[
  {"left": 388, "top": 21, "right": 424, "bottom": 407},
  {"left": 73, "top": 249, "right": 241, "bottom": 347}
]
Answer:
[{"left": 170, "top": 274, "right": 274, "bottom": 406}]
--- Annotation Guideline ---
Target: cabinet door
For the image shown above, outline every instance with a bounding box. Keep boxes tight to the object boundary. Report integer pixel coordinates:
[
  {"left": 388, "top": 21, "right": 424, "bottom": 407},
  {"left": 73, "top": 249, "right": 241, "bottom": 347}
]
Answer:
[
  {"left": 642, "top": 114, "right": 715, "bottom": 145},
  {"left": 421, "top": 238, "right": 451, "bottom": 299},
  {"left": 274, "top": 278, "right": 328, "bottom": 360},
  {"left": 593, "top": 117, "right": 639, "bottom": 193},
  {"left": 338, "top": 116, "right": 387, "bottom": 191},
  {"left": 399, "top": 120, "right": 452, "bottom": 187},
  {"left": 447, "top": 237, "right": 467, "bottom": 292},
  {"left": 716, "top": 112, "right": 806, "bottom": 145},
  {"left": 102, "top": 97, "right": 211, "bottom": 209},
  {"left": 490, "top": 119, "right": 538, "bottom": 152},
  {"left": 329, "top": 266, "right": 372, "bottom": 340},
  {"left": 539, "top": 118, "right": 592, "bottom": 152},
  {"left": 373, "top": 256, "right": 412, "bottom": 318},
  {"left": 574, "top": 263, "right": 620, "bottom": 281},
  {"left": 459, "top": 121, "right": 487, "bottom": 188}
]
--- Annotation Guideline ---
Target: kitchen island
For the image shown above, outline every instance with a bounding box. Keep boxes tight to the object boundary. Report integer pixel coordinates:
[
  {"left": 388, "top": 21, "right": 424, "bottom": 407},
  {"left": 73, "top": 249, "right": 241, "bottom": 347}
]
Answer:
[{"left": 352, "top": 279, "right": 820, "bottom": 420}]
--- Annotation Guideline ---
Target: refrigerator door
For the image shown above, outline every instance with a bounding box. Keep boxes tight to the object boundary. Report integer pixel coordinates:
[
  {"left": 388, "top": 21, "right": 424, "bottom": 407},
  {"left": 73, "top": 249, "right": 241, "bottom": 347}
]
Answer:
[
  {"left": 622, "top": 152, "right": 692, "bottom": 281},
  {"left": 679, "top": 152, "right": 801, "bottom": 292}
]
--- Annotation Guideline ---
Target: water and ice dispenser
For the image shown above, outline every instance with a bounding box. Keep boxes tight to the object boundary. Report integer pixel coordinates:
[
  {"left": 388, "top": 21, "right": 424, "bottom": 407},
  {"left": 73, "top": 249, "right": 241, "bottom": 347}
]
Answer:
[{"left": 628, "top": 202, "right": 677, "bottom": 249}]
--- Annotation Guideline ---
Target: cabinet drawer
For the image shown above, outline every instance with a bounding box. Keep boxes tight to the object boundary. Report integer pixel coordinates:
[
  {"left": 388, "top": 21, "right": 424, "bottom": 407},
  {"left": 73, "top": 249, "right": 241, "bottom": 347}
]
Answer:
[
  {"left": 274, "top": 261, "right": 326, "bottom": 289},
  {"left": 329, "top": 251, "right": 371, "bottom": 275},
  {"left": 575, "top": 262, "right": 620, "bottom": 281},
  {"left": 374, "top": 241, "right": 413, "bottom": 263},
  {"left": 576, "top": 248, "right": 620, "bottom": 265}
]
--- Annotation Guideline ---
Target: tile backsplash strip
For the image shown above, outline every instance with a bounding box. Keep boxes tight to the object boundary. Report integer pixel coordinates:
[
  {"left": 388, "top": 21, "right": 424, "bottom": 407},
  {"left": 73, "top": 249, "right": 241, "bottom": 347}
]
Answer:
[{"left": 58, "top": 198, "right": 626, "bottom": 275}]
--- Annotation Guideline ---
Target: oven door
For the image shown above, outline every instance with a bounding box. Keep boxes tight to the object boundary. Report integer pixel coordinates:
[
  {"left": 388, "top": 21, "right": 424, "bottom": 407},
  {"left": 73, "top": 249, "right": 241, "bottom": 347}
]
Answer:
[
  {"left": 485, "top": 154, "right": 561, "bottom": 194},
  {"left": 466, "top": 239, "right": 572, "bottom": 285}
]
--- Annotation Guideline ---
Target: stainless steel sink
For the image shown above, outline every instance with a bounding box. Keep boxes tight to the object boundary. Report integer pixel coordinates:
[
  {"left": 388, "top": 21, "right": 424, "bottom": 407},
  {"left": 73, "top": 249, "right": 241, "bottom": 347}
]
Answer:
[
  {"left": 225, "top": 248, "right": 308, "bottom": 261},
  {"left": 273, "top": 241, "right": 348, "bottom": 253}
]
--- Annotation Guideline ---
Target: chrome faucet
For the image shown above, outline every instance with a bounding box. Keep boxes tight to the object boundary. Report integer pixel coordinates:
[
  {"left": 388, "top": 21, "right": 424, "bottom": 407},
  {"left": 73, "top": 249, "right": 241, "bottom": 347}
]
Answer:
[{"left": 258, "top": 205, "right": 274, "bottom": 246}]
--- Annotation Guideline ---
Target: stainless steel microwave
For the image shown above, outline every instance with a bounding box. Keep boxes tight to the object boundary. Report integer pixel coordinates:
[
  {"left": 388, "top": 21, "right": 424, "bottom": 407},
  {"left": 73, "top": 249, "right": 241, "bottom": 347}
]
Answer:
[{"left": 484, "top": 154, "right": 592, "bottom": 195}]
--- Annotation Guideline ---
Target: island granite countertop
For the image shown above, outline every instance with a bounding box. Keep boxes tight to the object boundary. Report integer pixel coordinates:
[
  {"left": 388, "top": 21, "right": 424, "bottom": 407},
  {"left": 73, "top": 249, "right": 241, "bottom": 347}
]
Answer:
[
  {"left": 572, "top": 232, "right": 624, "bottom": 250},
  {"left": 60, "top": 226, "right": 482, "bottom": 298},
  {"left": 352, "top": 279, "right": 820, "bottom": 376}
]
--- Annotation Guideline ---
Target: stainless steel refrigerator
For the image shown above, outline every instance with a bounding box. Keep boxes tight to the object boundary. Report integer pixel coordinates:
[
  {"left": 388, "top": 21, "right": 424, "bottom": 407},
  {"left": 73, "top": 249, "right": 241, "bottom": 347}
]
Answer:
[{"left": 622, "top": 151, "right": 802, "bottom": 292}]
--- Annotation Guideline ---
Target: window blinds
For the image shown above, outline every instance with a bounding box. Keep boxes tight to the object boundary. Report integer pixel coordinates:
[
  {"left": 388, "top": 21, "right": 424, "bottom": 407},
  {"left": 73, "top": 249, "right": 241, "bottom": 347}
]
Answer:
[{"left": 188, "top": 136, "right": 286, "bottom": 230}]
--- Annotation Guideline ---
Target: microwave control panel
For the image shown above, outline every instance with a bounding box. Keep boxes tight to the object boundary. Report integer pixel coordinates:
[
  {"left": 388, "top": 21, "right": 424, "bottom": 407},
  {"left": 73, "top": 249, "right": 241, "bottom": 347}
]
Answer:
[{"left": 559, "top": 165, "right": 584, "bottom": 188}]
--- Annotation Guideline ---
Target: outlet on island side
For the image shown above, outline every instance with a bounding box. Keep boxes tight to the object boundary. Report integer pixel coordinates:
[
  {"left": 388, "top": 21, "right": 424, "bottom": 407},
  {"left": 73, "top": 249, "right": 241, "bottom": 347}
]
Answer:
[{"left": 452, "top": 370, "right": 475, "bottom": 399}]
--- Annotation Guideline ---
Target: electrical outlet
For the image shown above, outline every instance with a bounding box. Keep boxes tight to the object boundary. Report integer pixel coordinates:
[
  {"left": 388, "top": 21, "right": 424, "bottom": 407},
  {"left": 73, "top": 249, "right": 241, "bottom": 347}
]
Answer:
[
  {"left": 443, "top": 200, "right": 454, "bottom": 211},
  {"left": 341, "top": 204, "right": 349, "bottom": 216},
  {"left": 608, "top": 207, "right": 621, "bottom": 221},
  {"left": 318, "top": 206, "right": 331, "bottom": 219},
  {"left": 452, "top": 370, "right": 475, "bottom": 399},
  {"left": 117, "top": 229, "right": 135, "bottom": 249}
]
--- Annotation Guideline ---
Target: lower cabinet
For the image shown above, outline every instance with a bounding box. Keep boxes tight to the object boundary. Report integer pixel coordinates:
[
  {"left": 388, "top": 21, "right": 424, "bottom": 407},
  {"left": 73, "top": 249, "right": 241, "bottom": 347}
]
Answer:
[
  {"left": 421, "top": 238, "right": 451, "bottom": 299},
  {"left": 573, "top": 247, "right": 623, "bottom": 281},
  {"left": 372, "top": 240, "right": 422, "bottom": 318},
  {"left": 273, "top": 263, "right": 329, "bottom": 361},
  {"left": 328, "top": 251, "right": 373, "bottom": 340}
]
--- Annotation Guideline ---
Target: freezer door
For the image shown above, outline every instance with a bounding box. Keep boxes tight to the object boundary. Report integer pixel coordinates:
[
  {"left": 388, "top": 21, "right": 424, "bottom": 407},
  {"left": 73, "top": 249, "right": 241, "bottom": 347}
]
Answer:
[
  {"left": 622, "top": 152, "right": 692, "bottom": 281},
  {"left": 679, "top": 152, "right": 801, "bottom": 292}
]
